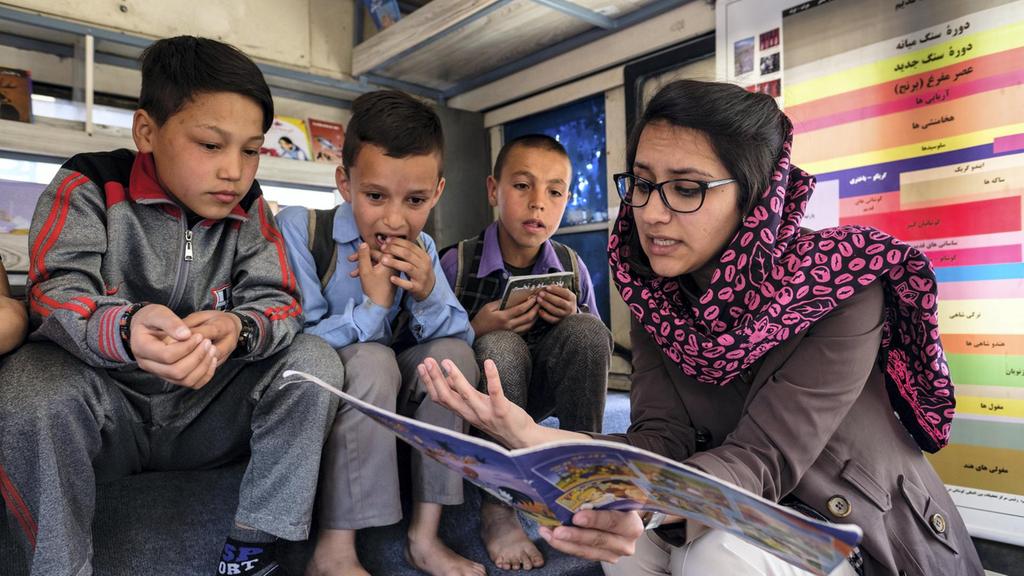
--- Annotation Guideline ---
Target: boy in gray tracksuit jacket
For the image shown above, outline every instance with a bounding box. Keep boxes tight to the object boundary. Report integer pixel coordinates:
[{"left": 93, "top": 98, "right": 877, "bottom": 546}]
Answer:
[{"left": 0, "top": 36, "right": 340, "bottom": 576}]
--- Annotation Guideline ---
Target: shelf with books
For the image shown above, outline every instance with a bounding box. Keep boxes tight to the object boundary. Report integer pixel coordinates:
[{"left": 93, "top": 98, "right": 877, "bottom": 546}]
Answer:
[{"left": 0, "top": 118, "right": 338, "bottom": 190}]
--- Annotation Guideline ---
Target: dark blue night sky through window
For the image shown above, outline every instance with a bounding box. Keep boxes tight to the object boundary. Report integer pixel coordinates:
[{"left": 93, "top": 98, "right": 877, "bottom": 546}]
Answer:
[{"left": 504, "top": 95, "right": 608, "bottom": 227}]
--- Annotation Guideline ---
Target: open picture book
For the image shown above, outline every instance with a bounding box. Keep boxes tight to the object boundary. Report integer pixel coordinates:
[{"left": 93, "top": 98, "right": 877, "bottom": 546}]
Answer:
[
  {"left": 283, "top": 370, "right": 861, "bottom": 575},
  {"left": 498, "top": 271, "right": 575, "bottom": 310}
]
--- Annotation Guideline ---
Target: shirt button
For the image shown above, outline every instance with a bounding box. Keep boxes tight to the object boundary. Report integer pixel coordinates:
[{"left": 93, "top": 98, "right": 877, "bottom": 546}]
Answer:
[
  {"left": 929, "top": 513, "right": 946, "bottom": 534},
  {"left": 826, "top": 495, "right": 852, "bottom": 518}
]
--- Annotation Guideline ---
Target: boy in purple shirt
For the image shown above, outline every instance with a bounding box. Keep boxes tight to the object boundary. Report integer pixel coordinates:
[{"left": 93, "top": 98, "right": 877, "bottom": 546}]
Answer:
[{"left": 440, "top": 134, "right": 611, "bottom": 571}]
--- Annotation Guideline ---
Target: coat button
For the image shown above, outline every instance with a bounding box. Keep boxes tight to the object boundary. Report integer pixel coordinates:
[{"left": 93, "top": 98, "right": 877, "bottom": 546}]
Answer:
[
  {"left": 929, "top": 513, "right": 947, "bottom": 534},
  {"left": 827, "top": 495, "right": 852, "bottom": 518}
]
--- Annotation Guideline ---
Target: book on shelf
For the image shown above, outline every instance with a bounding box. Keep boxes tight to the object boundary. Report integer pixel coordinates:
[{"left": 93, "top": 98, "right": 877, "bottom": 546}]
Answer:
[
  {"left": 308, "top": 118, "right": 345, "bottom": 165},
  {"left": 261, "top": 116, "right": 312, "bottom": 161},
  {"left": 364, "top": 0, "right": 401, "bottom": 30},
  {"left": 0, "top": 67, "right": 32, "bottom": 123}
]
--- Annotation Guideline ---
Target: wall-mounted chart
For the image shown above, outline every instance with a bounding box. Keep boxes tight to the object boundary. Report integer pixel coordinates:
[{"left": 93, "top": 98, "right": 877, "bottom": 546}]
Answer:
[{"left": 783, "top": 0, "right": 1024, "bottom": 544}]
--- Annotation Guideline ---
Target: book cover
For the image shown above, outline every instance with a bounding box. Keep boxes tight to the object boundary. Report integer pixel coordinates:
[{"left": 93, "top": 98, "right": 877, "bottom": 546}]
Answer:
[
  {"left": 284, "top": 370, "right": 863, "bottom": 576},
  {"left": 364, "top": 0, "right": 401, "bottom": 30},
  {"left": 308, "top": 118, "right": 345, "bottom": 164},
  {"left": 0, "top": 67, "right": 32, "bottom": 123},
  {"left": 261, "top": 115, "right": 312, "bottom": 161},
  {"left": 499, "top": 271, "right": 574, "bottom": 310}
]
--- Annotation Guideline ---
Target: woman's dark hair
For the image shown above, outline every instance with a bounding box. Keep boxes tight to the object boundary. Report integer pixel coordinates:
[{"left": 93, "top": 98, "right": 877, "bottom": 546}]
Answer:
[
  {"left": 139, "top": 36, "right": 274, "bottom": 133},
  {"left": 342, "top": 90, "right": 445, "bottom": 176},
  {"left": 623, "top": 79, "right": 788, "bottom": 277}
]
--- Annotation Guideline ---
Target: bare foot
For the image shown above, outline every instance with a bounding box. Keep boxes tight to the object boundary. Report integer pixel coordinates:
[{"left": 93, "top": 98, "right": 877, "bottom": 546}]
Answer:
[
  {"left": 480, "top": 500, "right": 545, "bottom": 571},
  {"left": 406, "top": 532, "right": 486, "bottom": 576},
  {"left": 305, "top": 529, "right": 371, "bottom": 576}
]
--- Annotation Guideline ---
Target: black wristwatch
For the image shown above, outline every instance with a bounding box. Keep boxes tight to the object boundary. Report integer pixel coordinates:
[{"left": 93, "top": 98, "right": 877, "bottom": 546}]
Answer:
[{"left": 229, "top": 311, "right": 258, "bottom": 357}]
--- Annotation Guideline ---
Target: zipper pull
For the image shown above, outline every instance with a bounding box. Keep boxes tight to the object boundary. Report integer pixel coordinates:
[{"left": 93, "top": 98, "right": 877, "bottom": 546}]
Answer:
[{"left": 184, "top": 229, "right": 194, "bottom": 261}]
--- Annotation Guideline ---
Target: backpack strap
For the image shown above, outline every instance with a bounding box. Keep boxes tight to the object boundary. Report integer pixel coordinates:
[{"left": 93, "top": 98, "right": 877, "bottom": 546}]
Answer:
[
  {"left": 450, "top": 231, "right": 485, "bottom": 301},
  {"left": 307, "top": 206, "right": 340, "bottom": 290},
  {"left": 551, "top": 240, "right": 581, "bottom": 297}
]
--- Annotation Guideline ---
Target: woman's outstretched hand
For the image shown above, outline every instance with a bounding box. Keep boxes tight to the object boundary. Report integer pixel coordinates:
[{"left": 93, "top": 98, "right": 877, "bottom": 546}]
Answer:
[
  {"left": 418, "top": 357, "right": 539, "bottom": 448},
  {"left": 419, "top": 356, "right": 644, "bottom": 564}
]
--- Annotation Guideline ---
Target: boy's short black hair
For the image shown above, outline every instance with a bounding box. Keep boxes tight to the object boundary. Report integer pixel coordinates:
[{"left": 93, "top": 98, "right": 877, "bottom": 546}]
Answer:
[
  {"left": 493, "top": 134, "right": 570, "bottom": 180},
  {"left": 342, "top": 90, "right": 444, "bottom": 176},
  {"left": 139, "top": 36, "right": 274, "bottom": 133}
]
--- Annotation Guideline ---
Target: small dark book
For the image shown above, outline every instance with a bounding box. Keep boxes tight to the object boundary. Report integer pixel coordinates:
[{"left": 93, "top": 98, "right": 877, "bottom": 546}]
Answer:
[{"left": 499, "top": 271, "right": 574, "bottom": 310}]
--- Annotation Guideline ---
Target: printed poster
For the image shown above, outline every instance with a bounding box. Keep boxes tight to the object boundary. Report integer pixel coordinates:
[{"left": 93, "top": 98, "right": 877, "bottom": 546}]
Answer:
[{"left": 782, "top": 0, "right": 1024, "bottom": 545}]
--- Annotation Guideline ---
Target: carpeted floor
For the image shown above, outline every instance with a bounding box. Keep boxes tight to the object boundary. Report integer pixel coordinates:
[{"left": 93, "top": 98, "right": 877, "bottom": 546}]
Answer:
[{"left": 0, "top": 392, "right": 631, "bottom": 575}]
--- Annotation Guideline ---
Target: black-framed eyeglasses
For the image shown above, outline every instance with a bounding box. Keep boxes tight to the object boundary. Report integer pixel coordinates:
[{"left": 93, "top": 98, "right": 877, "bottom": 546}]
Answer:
[{"left": 613, "top": 173, "right": 737, "bottom": 213}]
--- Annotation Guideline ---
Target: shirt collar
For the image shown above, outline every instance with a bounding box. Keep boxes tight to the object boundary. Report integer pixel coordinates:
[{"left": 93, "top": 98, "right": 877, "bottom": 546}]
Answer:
[
  {"left": 478, "top": 221, "right": 566, "bottom": 277},
  {"left": 333, "top": 201, "right": 362, "bottom": 244}
]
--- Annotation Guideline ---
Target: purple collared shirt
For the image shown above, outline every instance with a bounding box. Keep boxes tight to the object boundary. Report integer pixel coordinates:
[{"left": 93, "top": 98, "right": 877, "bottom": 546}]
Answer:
[{"left": 440, "top": 222, "right": 601, "bottom": 320}]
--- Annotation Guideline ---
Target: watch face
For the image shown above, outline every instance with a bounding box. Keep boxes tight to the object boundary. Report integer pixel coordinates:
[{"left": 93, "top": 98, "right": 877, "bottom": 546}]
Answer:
[
  {"left": 241, "top": 326, "right": 255, "bottom": 353},
  {"left": 233, "top": 313, "right": 256, "bottom": 355}
]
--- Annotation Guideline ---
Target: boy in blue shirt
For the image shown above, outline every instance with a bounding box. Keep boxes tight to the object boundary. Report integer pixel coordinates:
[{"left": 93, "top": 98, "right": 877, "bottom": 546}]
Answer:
[{"left": 277, "top": 91, "right": 482, "bottom": 576}]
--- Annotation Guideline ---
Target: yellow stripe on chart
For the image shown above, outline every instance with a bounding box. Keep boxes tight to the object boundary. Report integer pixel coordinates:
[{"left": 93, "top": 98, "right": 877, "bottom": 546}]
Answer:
[
  {"left": 957, "top": 396, "right": 1024, "bottom": 420},
  {"left": 785, "top": 21, "right": 1024, "bottom": 107},
  {"left": 798, "top": 124, "right": 1024, "bottom": 176},
  {"left": 938, "top": 299, "right": 1024, "bottom": 336}
]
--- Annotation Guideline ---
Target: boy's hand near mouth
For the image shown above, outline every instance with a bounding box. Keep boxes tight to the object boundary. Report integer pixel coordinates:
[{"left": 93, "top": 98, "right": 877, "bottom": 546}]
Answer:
[
  {"left": 380, "top": 237, "right": 436, "bottom": 301},
  {"left": 354, "top": 241, "right": 399, "bottom": 307}
]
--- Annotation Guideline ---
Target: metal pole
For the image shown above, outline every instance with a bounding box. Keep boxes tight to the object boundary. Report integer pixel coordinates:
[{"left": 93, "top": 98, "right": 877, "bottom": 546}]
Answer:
[{"left": 84, "top": 33, "right": 94, "bottom": 136}]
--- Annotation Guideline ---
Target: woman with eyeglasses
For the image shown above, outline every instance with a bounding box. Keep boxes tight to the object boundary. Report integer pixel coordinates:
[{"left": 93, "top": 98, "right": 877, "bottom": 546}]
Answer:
[{"left": 418, "top": 79, "right": 982, "bottom": 576}]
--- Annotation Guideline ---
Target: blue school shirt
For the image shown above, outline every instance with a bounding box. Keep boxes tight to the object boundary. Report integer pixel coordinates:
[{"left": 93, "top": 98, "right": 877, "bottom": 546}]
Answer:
[{"left": 277, "top": 202, "right": 473, "bottom": 349}]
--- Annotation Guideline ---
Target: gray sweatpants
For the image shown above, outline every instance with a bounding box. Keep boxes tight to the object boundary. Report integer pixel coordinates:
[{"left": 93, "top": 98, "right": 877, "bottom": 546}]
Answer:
[
  {"left": 317, "top": 338, "right": 477, "bottom": 530},
  {"left": 0, "top": 334, "right": 341, "bottom": 576},
  {"left": 474, "top": 313, "right": 611, "bottom": 432}
]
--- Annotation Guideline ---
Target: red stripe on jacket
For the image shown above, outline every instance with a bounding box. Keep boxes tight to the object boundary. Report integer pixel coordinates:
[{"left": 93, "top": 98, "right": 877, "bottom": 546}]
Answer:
[
  {"left": 30, "top": 286, "right": 96, "bottom": 319},
  {"left": 264, "top": 298, "right": 302, "bottom": 320},
  {"left": 97, "top": 305, "right": 122, "bottom": 361},
  {"left": 257, "top": 198, "right": 297, "bottom": 293},
  {"left": 0, "top": 464, "right": 37, "bottom": 550},
  {"left": 31, "top": 174, "right": 90, "bottom": 282},
  {"left": 30, "top": 173, "right": 88, "bottom": 282},
  {"left": 30, "top": 284, "right": 60, "bottom": 312}
]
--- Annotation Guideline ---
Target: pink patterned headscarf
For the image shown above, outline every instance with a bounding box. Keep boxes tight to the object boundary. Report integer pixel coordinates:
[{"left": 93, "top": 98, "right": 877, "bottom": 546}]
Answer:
[{"left": 608, "top": 125, "right": 954, "bottom": 453}]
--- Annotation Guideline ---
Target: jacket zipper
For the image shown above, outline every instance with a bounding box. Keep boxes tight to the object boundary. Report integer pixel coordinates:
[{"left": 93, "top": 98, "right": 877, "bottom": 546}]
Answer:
[{"left": 167, "top": 219, "right": 196, "bottom": 310}]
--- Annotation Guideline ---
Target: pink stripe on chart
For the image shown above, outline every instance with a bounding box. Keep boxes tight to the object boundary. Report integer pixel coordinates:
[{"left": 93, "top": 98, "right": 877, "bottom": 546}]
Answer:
[
  {"left": 927, "top": 244, "right": 1021, "bottom": 268},
  {"left": 909, "top": 231, "right": 1024, "bottom": 252},
  {"left": 795, "top": 69, "right": 1024, "bottom": 134},
  {"left": 938, "top": 278, "right": 1024, "bottom": 300},
  {"left": 994, "top": 133, "right": 1024, "bottom": 154}
]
